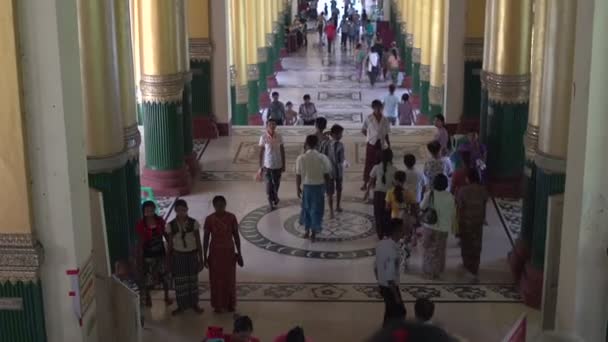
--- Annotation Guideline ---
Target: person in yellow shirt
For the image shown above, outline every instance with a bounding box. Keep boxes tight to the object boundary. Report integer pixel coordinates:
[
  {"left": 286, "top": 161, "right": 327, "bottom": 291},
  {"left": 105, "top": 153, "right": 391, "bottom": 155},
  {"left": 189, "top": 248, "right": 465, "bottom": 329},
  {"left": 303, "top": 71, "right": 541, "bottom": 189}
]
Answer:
[{"left": 386, "top": 171, "right": 418, "bottom": 268}]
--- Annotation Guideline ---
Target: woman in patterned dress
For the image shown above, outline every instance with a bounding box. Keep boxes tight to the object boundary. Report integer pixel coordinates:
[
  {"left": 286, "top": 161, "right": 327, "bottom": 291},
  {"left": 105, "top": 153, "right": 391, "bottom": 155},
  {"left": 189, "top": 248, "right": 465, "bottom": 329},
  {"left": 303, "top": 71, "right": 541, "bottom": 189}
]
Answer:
[
  {"left": 203, "top": 196, "right": 244, "bottom": 313},
  {"left": 456, "top": 169, "right": 488, "bottom": 282},
  {"left": 423, "top": 140, "right": 453, "bottom": 191},
  {"left": 135, "top": 201, "right": 172, "bottom": 306},
  {"left": 420, "top": 174, "right": 456, "bottom": 279}
]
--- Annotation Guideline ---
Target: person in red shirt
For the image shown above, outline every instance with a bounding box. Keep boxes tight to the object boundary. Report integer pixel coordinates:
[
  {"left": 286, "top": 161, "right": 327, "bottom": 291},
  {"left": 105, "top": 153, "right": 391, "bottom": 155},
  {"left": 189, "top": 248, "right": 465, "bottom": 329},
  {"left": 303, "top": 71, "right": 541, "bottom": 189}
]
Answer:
[
  {"left": 324, "top": 20, "right": 337, "bottom": 54},
  {"left": 135, "top": 201, "right": 172, "bottom": 306}
]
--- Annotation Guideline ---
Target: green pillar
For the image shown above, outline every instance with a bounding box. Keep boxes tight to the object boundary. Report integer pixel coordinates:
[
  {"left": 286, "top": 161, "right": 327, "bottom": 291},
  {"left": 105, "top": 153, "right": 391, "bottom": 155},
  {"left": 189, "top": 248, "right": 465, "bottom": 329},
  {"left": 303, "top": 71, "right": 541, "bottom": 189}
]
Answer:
[
  {"left": 429, "top": 85, "right": 443, "bottom": 116},
  {"left": 124, "top": 125, "right": 142, "bottom": 239},
  {"left": 257, "top": 48, "right": 268, "bottom": 95},
  {"left": 530, "top": 165, "right": 566, "bottom": 268},
  {"left": 480, "top": 72, "right": 529, "bottom": 180},
  {"left": 190, "top": 60, "right": 213, "bottom": 118},
  {"left": 182, "top": 73, "right": 194, "bottom": 158},
  {"left": 247, "top": 65, "right": 260, "bottom": 116},
  {"left": 0, "top": 236, "right": 46, "bottom": 342},
  {"left": 412, "top": 48, "right": 421, "bottom": 94},
  {"left": 520, "top": 159, "right": 537, "bottom": 246},
  {"left": 405, "top": 34, "right": 413, "bottom": 76},
  {"left": 89, "top": 163, "right": 132, "bottom": 266},
  {"left": 463, "top": 60, "right": 483, "bottom": 120},
  {"left": 420, "top": 64, "right": 431, "bottom": 117}
]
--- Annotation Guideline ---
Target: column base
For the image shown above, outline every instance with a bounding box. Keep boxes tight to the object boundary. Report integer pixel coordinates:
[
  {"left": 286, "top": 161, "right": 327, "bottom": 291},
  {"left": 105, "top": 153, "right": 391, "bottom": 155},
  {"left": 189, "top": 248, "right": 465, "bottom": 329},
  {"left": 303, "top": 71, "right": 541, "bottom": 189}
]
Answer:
[
  {"left": 487, "top": 175, "right": 523, "bottom": 198},
  {"left": 458, "top": 117, "right": 480, "bottom": 133},
  {"left": 248, "top": 114, "right": 264, "bottom": 125},
  {"left": 280, "top": 48, "right": 288, "bottom": 57},
  {"left": 267, "top": 75, "right": 279, "bottom": 89},
  {"left": 274, "top": 60, "right": 284, "bottom": 71},
  {"left": 192, "top": 116, "right": 219, "bottom": 139},
  {"left": 141, "top": 166, "right": 191, "bottom": 196},
  {"left": 216, "top": 122, "right": 231, "bottom": 136},
  {"left": 259, "top": 91, "right": 271, "bottom": 109},
  {"left": 519, "top": 262, "right": 543, "bottom": 309},
  {"left": 184, "top": 152, "right": 199, "bottom": 179},
  {"left": 508, "top": 238, "right": 530, "bottom": 281}
]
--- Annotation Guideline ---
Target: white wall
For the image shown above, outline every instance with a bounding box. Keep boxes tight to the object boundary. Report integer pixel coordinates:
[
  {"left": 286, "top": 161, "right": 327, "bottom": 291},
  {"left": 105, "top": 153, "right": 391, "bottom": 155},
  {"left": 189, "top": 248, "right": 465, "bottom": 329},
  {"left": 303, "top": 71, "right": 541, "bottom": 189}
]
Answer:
[
  {"left": 18, "top": 0, "right": 93, "bottom": 341},
  {"left": 211, "top": 0, "right": 232, "bottom": 124}
]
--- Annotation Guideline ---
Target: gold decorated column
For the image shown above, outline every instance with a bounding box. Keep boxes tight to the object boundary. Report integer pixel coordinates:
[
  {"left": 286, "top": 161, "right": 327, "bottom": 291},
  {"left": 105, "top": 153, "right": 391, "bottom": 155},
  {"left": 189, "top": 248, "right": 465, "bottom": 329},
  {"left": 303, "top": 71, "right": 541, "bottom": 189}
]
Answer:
[
  {"left": 245, "top": 0, "right": 260, "bottom": 118},
  {"left": 405, "top": 0, "right": 415, "bottom": 77},
  {"left": 419, "top": 0, "right": 433, "bottom": 117},
  {"left": 256, "top": 0, "right": 269, "bottom": 101},
  {"left": 233, "top": 0, "right": 250, "bottom": 124},
  {"left": 78, "top": 0, "right": 134, "bottom": 266},
  {"left": 480, "top": 0, "right": 532, "bottom": 183},
  {"left": 429, "top": 0, "right": 445, "bottom": 116},
  {"left": 0, "top": 1, "right": 45, "bottom": 337},
  {"left": 139, "top": 0, "right": 191, "bottom": 195},
  {"left": 115, "top": 0, "right": 143, "bottom": 232},
  {"left": 526, "top": 0, "right": 576, "bottom": 292},
  {"left": 131, "top": 0, "right": 143, "bottom": 124},
  {"left": 462, "top": 0, "right": 486, "bottom": 124},
  {"left": 411, "top": 0, "right": 422, "bottom": 94}
]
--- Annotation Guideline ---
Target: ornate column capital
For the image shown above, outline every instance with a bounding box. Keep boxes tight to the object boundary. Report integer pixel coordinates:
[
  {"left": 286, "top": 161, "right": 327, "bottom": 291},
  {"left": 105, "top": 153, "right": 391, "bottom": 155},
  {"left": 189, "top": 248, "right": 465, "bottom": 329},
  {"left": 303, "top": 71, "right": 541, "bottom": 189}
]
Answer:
[
  {"left": 87, "top": 149, "right": 129, "bottom": 173},
  {"left": 230, "top": 65, "right": 237, "bottom": 87},
  {"left": 0, "top": 234, "right": 43, "bottom": 283},
  {"left": 189, "top": 38, "right": 213, "bottom": 61},
  {"left": 412, "top": 48, "right": 421, "bottom": 63},
  {"left": 406, "top": 33, "right": 414, "bottom": 48},
  {"left": 534, "top": 152, "right": 566, "bottom": 174},
  {"left": 420, "top": 64, "right": 430, "bottom": 81},
  {"left": 429, "top": 85, "right": 444, "bottom": 106},
  {"left": 140, "top": 73, "right": 184, "bottom": 104},
  {"left": 464, "top": 37, "right": 484, "bottom": 62},
  {"left": 481, "top": 71, "right": 530, "bottom": 104},
  {"left": 236, "top": 84, "right": 249, "bottom": 104},
  {"left": 247, "top": 64, "right": 259, "bottom": 81},
  {"left": 124, "top": 124, "right": 141, "bottom": 160},
  {"left": 524, "top": 124, "right": 539, "bottom": 160},
  {"left": 257, "top": 47, "right": 268, "bottom": 62},
  {"left": 182, "top": 70, "right": 193, "bottom": 84}
]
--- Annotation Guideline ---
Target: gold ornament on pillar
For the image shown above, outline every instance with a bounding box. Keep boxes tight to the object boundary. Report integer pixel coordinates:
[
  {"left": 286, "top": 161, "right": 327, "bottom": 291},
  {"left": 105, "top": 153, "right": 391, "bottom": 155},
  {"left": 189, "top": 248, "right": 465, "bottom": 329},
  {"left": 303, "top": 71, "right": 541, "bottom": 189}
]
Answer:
[
  {"left": 406, "top": 0, "right": 414, "bottom": 47},
  {"left": 482, "top": 0, "right": 533, "bottom": 104},
  {"left": 412, "top": 0, "right": 422, "bottom": 63},
  {"left": 525, "top": 0, "right": 547, "bottom": 159},
  {"left": 419, "top": 0, "right": 432, "bottom": 82},
  {"left": 235, "top": 0, "right": 249, "bottom": 103},
  {"left": 245, "top": 0, "right": 259, "bottom": 81},
  {"left": 187, "top": 0, "right": 212, "bottom": 62},
  {"left": 138, "top": 0, "right": 183, "bottom": 104},
  {"left": 429, "top": 0, "right": 445, "bottom": 106}
]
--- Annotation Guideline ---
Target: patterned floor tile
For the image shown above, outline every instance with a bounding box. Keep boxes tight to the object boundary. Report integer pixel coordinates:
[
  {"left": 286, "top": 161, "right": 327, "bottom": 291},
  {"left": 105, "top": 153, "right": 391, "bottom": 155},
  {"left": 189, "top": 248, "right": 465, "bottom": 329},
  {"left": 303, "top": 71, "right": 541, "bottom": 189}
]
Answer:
[
  {"left": 317, "top": 91, "right": 362, "bottom": 101},
  {"left": 493, "top": 198, "right": 522, "bottom": 244}
]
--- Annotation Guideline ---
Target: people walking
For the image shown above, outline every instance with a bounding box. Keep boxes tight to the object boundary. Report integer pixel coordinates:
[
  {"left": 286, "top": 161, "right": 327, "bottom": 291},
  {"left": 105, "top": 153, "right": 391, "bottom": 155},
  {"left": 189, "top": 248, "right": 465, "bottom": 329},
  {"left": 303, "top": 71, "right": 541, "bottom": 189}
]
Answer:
[
  {"left": 135, "top": 201, "right": 172, "bottom": 307},
  {"left": 326, "top": 124, "right": 345, "bottom": 219},
  {"left": 203, "top": 196, "right": 244, "bottom": 313},
  {"left": 268, "top": 92, "right": 286, "bottom": 125},
  {"left": 259, "top": 119, "right": 286, "bottom": 210},
  {"left": 167, "top": 199, "right": 204, "bottom": 315},
  {"left": 367, "top": 47, "right": 380, "bottom": 87},
  {"left": 398, "top": 93, "right": 415, "bottom": 126},
  {"left": 298, "top": 94, "right": 318, "bottom": 125},
  {"left": 420, "top": 174, "right": 456, "bottom": 279},
  {"left": 382, "top": 84, "right": 400, "bottom": 125},
  {"left": 367, "top": 148, "right": 397, "bottom": 238},
  {"left": 361, "top": 100, "right": 391, "bottom": 193},
  {"left": 375, "top": 219, "right": 407, "bottom": 327},
  {"left": 325, "top": 20, "right": 337, "bottom": 54},
  {"left": 456, "top": 169, "right": 488, "bottom": 282},
  {"left": 295, "top": 135, "right": 332, "bottom": 242}
]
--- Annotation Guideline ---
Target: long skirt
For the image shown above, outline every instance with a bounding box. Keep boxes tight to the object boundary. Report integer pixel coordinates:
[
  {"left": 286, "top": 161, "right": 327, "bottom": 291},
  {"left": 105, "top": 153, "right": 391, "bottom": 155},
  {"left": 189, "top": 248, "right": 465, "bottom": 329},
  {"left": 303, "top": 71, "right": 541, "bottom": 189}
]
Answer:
[
  {"left": 363, "top": 142, "right": 382, "bottom": 183},
  {"left": 299, "top": 184, "right": 326, "bottom": 232},
  {"left": 209, "top": 247, "right": 237, "bottom": 311},
  {"left": 172, "top": 251, "right": 200, "bottom": 309},
  {"left": 373, "top": 191, "right": 388, "bottom": 238},
  {"left": 422, "top": 228, "right": 448, "bottom": 278},
  {"left": 143, "top": 256, "right": 169, "bottom": 289},
  {"left": 459, "top": 221, "right": 483, "bottom": 275}
]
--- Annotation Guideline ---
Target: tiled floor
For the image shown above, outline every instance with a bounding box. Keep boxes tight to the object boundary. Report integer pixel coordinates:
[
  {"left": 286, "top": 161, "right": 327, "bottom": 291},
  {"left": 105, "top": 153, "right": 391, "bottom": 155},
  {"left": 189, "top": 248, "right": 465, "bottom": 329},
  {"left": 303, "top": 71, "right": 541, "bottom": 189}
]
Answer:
[{"left": 141, "top": 32, "right": 539, "bottom": 342}]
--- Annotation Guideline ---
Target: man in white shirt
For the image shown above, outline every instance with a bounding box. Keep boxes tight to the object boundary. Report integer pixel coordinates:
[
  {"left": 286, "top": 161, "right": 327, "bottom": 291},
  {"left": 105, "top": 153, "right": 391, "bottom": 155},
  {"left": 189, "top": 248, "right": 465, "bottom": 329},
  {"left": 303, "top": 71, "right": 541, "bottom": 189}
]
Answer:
[
  {"left": 375, "top": 219, "right": 406, "bottom": 327},
  {"left": 382, "top": 84, "right": 400, "bottom": 125},
  {"left": 295, "top": 135, "right": 332, "bottom": 242},
  {"left": 367, "top": 48, "right": 380, "bottom": 87},
  {"left": 361, "top": 99, "right": 391, "bottom": 192},
  {"left": 259, "top": 119, "right": 286, "bottom": 210}
]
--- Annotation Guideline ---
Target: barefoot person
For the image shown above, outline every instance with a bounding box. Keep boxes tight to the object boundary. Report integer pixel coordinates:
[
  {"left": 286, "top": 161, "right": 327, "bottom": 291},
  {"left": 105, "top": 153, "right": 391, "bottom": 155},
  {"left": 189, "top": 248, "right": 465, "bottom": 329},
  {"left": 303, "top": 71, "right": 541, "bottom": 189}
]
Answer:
[
  {"left": 167, "top": 199, "right": 204, "bottom": 315},
  {"left": 296, "top": 135, "right": 332, "bottom": 242},
  {"left": 259, "top": 119, "right": 286, "bottom": 210},
  {"left": 326, "top": 124, "right": 345, "bottom": 218},
  {"left": 135, "top": 201, "right": 172, "bottom": 307},
  {"left": 203, "top": 196, "right": 244, "bottom": 313},
  {"left": 361, "top": 100, "right": 391, "bottom": 194}
]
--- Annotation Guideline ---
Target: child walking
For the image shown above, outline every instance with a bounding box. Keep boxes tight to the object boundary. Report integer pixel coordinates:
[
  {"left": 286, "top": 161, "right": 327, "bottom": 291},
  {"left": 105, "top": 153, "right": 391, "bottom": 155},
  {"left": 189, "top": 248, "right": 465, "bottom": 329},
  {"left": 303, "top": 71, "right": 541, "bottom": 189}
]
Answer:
[
  {"left": 326, "top": 124, "right": 345, "bottom": 219},
  {"left": 385, "top": 171, "right": 419, "bottom": 269}
]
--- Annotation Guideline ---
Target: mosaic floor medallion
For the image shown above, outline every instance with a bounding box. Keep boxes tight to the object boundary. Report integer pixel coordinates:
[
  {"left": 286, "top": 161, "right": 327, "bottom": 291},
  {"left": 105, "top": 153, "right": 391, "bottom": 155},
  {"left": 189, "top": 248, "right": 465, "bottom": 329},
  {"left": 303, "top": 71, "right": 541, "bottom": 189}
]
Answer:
[
  {"left": 239, "top": 197, "right": 377, "bottom": 259},
  {"left": 283, "top": 209, "right": 375, "bottom": 242},
  {"left": 322, "top": 112, "right": 364, "bottom": 123},
  {"left": 320, "top": 73, "right": 359, "bottom": 82},
  {"left": 493, "top": 198, "right": 522, "bottom": 245},
  {"left": 317, "top": 91, "right": 362, "bottom": 101}
]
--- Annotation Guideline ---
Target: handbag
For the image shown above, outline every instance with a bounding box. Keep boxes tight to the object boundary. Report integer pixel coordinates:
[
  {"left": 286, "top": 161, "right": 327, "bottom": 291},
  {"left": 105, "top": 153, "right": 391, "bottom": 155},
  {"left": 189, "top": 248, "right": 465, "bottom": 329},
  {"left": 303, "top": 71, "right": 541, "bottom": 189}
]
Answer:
[{"left": 420, "top": 191, "right": 438, "bottom": 225}]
